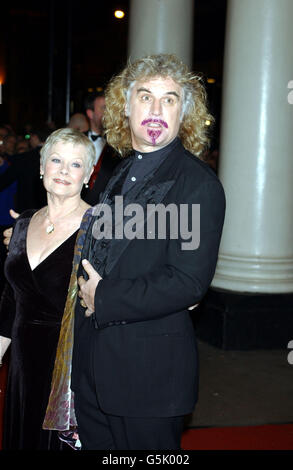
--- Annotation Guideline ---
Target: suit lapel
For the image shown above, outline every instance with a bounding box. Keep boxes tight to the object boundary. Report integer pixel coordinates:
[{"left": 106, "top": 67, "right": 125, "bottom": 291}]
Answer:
[
  {"left": 104, "top": 178, "right": 175, "bottom": 275},
  {"left": 103, "top": 143, "right": 186, "bottom": 275},
  {"left": 87, "top": 139, "right": 185, "bottom": 276}
]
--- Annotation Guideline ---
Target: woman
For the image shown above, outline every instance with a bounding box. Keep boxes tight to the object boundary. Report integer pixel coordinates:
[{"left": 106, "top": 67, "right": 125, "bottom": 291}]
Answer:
[{"left": 0, "top": 128, "right": 95, "bottom": 450}]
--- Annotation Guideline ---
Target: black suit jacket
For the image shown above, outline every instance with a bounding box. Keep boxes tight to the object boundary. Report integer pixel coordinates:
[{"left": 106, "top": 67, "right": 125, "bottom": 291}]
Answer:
[
  {"left": 82, "top": 141, "right": 121, "bottom": 206},
  {"left": 72, "top": 139, "right": 225, "bottom": 417},
  {"left": 0, "top": 147, "right": 46, "bottom": 213}
]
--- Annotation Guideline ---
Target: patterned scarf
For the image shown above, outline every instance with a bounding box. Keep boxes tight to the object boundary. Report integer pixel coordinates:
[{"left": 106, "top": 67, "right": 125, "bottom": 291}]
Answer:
[{"left": 43, "top": 208, "right": 93, "bottom": 431}]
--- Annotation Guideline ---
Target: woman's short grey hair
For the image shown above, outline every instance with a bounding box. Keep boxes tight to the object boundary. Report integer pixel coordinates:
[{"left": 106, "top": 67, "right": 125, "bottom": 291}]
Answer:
[{"left": 40, "top": 128, "right": 96, "bottom": 176}]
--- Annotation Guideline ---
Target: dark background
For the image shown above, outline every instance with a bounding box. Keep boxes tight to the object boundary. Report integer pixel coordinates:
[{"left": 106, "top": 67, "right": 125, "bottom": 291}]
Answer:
[{"left": 0, "top": 0, "right": 227, "bottom": 139}]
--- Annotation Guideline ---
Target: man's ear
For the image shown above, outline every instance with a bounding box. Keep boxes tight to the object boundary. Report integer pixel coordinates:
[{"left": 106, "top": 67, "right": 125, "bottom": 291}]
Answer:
[
  {"left": 86, "top": 109, "right": 93, "bottom": 121},
  {"left": 124, "top": 102, "right": 130, "bottom": 117}
]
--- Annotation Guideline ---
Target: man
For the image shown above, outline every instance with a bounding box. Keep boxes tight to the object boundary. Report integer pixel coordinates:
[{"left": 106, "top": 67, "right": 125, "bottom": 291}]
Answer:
[
  {"left": 0, "top": 128, "right": 51, "bottom": 213},
  {"left": 67, "top": 113, "right": 89, "bottom": 133},
  {"left": 82, "top": 92, "right": 121, "bottom": 204},
  {"left": 1, "top": 133, "right": 17, "bottom": 160},
  {"left": 85, "top": 91, "right": 106, "bottom": 146},
  {"left": 0, "top": 155, "right": 17, "bottom": 295},
  {"left": 73, "top": 54, "right": 226, "bottom": 450}
]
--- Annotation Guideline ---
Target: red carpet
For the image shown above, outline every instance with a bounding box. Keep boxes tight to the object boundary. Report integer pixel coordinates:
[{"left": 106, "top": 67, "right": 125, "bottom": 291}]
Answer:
[
  {"left": 1, "top": 360, "right": 292, "bottom": 450},
  {"left": 181, "top": 424, "right": 293, "bottom": 450}
]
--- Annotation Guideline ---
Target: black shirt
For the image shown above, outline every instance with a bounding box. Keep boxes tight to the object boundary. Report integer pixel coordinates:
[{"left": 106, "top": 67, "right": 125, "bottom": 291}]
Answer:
[{"left": 122, "top": 138, "right": 180, "bottom": 194}]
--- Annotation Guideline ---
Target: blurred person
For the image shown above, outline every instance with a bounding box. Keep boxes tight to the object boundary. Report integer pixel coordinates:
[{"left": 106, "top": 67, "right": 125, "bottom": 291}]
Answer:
[
  {"left": 2, "top": 133, "right": 17, "bottom": 159},
  {"left": 46, "top": 121, "right": 57, "bottom": 131},
  {"left": 29, "top": 128, "right": 51, "bottom": 149},
  {"left": 0, "top": 128, "right": 52, "bottom": 212},
  {"left": 68, "top": 113, "right": 89, "bottom": 133},
  {"left": 23, "top": 122, "right": 33, "bottom": 134},
  {"left": 82, "top": 92, "right": 121, "bottom": 205},
  {"left": 0, "top": 125, "right": 9, "bottom": 141},
  {"left": 0, "top": 155, "right": 17, "bottom": 295},
  {"left": 0, "top": 128, "right": 95, "bottom": 450},
  {"left": 15, "top": 138, "right": 30, "bottom": 154},
  {"left": 85, "top": 91, "right": 105, "bottom": 145}
]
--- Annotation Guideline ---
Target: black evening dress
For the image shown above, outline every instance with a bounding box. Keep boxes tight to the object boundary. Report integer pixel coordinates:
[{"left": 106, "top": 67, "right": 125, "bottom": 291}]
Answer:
[{"left": 0, "top": 210, "right": 77, "bottom": 450}]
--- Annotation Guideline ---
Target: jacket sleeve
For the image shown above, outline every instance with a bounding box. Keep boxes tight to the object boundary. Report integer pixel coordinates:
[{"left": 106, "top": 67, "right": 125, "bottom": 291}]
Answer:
[
  {"left": 0, "top": 212, "right": 28, "bottom": 337},
  {"left": 94, "top": 179, "right": 225, "bottom": 328},
  {"left": 0, "top": 161, "right": 19, "bottom": 192}
]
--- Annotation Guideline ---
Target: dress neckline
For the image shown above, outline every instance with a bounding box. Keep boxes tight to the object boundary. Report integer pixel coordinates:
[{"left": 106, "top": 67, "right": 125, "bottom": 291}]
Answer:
[{"left": 24, "top": 215, "right": 78, "bottom": 272}]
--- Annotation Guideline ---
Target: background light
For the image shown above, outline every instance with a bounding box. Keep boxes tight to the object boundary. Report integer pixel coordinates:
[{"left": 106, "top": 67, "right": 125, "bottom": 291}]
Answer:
[{"left": 114, "top": 10, "right": 125, "bottom": 19}]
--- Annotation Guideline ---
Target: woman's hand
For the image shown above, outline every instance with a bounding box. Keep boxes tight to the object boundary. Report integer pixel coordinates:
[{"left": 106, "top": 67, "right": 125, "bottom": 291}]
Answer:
[{"left": 3, "top": 209, "right": 19, "bottom": 248}]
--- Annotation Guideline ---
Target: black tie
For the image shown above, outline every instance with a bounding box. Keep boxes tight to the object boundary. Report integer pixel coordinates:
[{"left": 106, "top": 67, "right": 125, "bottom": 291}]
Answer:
[{"left": 90, "top": 134, "right": 101, "bottom": 141}]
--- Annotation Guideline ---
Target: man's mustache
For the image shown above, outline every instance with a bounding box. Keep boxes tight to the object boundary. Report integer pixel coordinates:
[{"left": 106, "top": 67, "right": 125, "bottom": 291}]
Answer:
[{"left": 141, "top": 118, "right": 168, "bottom": 128}]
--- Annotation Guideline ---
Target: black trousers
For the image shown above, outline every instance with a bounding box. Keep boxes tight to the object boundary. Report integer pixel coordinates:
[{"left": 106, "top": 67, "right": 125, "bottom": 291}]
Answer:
[{"left": 74, "top": 380, "right": 184, "bottom": 450}]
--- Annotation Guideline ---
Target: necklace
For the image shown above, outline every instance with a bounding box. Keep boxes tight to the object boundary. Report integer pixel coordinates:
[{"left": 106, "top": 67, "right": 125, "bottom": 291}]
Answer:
[
  {"left": 46, "top": 216, "right": 55, "bottom": 234},
  {"left": 45, "top": 204, "right": 80, "bottom": 235}
]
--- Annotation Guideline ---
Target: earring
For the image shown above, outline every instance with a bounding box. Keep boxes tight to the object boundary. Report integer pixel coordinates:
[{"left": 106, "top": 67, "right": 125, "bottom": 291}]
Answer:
[
  {"left": 40, "top": 174, "right": 43, "bottom": 179},
  {"left": 84, "top": 183, "right": 89, "bottom": 188}
]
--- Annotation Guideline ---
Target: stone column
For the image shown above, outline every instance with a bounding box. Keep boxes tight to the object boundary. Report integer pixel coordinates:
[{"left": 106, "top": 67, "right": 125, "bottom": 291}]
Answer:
[
  {"left": 197, "top": 0, "right": 293, "bottom": 349},
  {"left": 128, "top": 0, "right": 194, "bottom": 67}
]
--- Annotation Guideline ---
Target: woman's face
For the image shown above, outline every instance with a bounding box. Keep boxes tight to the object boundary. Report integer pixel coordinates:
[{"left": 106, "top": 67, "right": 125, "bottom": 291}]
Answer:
[{"left": 41, "top": 141, "right": 89, "bottom": 198}]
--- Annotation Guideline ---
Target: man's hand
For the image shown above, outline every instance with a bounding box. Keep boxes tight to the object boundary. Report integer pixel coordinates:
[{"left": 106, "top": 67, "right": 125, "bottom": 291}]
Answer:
[
  {"left": 3, "top": 209, "right": 19, "bottom": 248},
  {"left": 78, "top": 259, "right": 102, "bottom": 317},
  {"left": 3, "top": 228, "right": 12, "bottom": 247}
]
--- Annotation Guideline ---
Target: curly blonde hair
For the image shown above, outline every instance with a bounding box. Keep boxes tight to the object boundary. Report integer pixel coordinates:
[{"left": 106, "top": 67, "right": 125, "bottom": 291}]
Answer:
[{"left": 103, "top": 53, "right": 214, "bottom": 158}]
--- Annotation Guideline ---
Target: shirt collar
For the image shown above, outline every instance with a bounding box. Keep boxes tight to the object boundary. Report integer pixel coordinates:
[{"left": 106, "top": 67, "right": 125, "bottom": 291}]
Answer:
[{"left": 133, "top": 137, "right": 180, "bottom": 161}]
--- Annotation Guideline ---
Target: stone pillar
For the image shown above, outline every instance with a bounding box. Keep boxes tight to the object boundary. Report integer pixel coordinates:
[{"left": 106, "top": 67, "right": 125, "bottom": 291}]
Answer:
[
  {"left": 197, "top": 0, "right": 293, "bottom": 349},
  {"left": 128, "top": 0, "right": 194, "bottom": 67}
]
